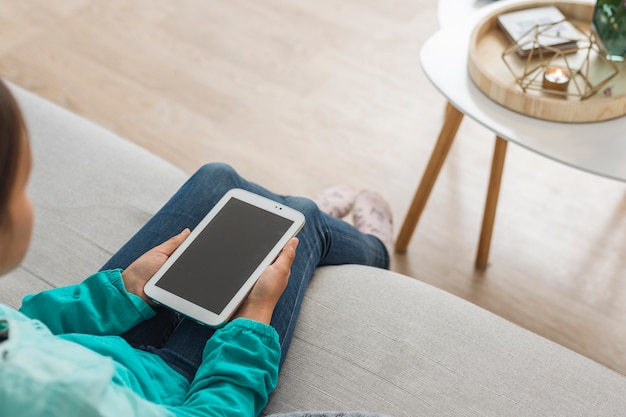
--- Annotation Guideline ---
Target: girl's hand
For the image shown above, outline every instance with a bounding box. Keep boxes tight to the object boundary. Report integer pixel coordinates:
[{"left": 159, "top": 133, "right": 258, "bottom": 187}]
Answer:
[
  {"left": 121, "top": 229, "right": 191, "bottom": 305},
  {"left": 234, "top": 237, "right": 298, "bottom": 324}
]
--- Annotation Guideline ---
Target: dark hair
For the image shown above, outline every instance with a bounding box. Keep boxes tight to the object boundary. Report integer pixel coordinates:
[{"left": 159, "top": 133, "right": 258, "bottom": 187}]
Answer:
[{"left": 0, "top": 79, "right": 27, "bottom": 224}]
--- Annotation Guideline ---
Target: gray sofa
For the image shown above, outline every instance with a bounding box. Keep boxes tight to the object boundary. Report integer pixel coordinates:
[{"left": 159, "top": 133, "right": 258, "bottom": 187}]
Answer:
[{"left": 2, "top": 82, "right": 625, "bottom": 416}]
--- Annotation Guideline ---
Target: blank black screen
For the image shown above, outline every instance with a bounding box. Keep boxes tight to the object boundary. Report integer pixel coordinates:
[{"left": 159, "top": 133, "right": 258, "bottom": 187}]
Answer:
[{"left": 155, "top": 198, "right": 294, "bottom": 313}]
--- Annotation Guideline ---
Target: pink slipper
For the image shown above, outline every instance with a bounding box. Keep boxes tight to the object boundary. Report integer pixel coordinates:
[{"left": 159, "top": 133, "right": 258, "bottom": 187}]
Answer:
[
  {"left": 312, "top": 185, "right": 357, "bottom": 218},
  {"left": 352, "top": 190, "right": 393, "bottom": 254}
]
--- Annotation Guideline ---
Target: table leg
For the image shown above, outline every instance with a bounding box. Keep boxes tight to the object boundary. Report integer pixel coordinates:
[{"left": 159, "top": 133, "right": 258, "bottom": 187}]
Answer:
[
  {"left": 475, "top": 135, "right": 508, "bottom": 269},
  {"left": 395, "top": 102, "right": 464, "bottom": 253}
]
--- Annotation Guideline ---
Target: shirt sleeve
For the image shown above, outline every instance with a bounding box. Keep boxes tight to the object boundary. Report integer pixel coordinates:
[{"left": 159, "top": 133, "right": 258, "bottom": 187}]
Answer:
[
  {"left": 0, "top": 307, "right": 174, "bottom": 417},
  {"left": 171, "top": 318, "right": 281, "bottom": 417},
  {"left": 0, "top": 309, "right": 280, "bottom": 417},
  {"left": 18, "top": 269, "right": 155, "bottom": 335}
]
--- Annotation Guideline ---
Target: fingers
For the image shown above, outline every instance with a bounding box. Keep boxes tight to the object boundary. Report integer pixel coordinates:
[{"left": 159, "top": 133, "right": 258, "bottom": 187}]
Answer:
[
  {"left": 259, "top": 238, "right": 298, "bottom": 285},
  {"left": 157, "top": 228, "right": 191, "bottom": 256},
  {"left": 274, "top": 238, "right": 298, "bottom": 272}
]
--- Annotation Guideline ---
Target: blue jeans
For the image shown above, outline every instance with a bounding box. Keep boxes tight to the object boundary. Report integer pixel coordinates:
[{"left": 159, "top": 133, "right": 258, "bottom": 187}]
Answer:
[{"left": 101, "top": 163, "right": 389, "bottom": 382}]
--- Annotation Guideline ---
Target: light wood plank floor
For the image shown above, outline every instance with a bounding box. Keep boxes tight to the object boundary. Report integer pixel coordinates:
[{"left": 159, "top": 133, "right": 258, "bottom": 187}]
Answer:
[{"left": 1, "top": 0, "right": 625, "bottom": 374}]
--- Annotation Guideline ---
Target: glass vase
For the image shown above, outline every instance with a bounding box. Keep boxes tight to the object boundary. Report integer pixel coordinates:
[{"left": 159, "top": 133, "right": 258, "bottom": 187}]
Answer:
[{"left": 592, "top": 0, "right": 626, "bottom": 61}]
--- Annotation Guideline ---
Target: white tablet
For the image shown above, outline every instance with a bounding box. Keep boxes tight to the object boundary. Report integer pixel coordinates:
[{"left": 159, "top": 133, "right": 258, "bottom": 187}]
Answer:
[{"left": 144, "top": 188, "right": 305, "bottom": 328}]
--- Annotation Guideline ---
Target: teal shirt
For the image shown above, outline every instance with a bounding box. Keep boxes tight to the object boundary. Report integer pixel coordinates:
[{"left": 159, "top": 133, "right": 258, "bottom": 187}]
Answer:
[{"left": 0, "top": 270, "right": 280, "bottom": 417}]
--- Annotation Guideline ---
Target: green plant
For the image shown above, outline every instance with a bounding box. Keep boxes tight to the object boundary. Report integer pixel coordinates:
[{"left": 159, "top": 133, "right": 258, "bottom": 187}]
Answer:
[{"left": 593, "top": 0, "right": 626, "bottom": 60}]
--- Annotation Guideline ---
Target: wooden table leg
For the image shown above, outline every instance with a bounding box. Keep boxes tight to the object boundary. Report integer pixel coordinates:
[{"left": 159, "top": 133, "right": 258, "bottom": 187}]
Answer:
[
  {"left": 475, "top": 135, "right": 508, "bottom": 269},
  {"left": 395, "top": 102, "right": 464, "bottom": 253}
]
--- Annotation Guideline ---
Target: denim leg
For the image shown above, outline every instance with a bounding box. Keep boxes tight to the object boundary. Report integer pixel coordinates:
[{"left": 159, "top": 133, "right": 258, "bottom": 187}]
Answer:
[
  {"left": 103, "top": 162, "right": 389, "bottom": 379},
  {"left": 105, "top": 163, "right": 268, "bottom": 354}
]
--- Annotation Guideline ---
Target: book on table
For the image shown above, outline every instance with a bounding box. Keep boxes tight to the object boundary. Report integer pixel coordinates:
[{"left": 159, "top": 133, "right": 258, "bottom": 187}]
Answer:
[{"left": 497, "top": 6, "right": 583, "bottom": 56}]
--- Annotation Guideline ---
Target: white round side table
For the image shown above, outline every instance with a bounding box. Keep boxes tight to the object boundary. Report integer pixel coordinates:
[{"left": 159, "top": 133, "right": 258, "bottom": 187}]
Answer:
[{"left": 397, "top": 0, "right": 622, "bottom": 269}]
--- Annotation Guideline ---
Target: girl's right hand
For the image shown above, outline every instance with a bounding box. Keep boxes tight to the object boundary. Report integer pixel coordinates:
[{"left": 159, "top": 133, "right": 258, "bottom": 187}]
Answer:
[{"left": 233, "top": 237, "right": 298, "bottom": 324}]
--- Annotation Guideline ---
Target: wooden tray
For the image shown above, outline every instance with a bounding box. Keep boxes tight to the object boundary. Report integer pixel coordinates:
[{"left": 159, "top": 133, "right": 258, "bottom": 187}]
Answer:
[{"left": 468, "top": 1, "right": 626, "bottom": 123}]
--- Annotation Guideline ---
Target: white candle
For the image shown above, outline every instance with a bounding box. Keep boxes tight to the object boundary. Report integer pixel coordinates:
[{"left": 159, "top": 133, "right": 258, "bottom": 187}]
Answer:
[{"left": 543, "top": 66, "right": 571, "bottom": 92}]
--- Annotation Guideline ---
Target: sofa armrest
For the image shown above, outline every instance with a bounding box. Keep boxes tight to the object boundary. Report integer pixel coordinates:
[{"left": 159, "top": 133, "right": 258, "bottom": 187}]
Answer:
[{"left": 267, "top": 265, "right": 626, "bottom": 416}]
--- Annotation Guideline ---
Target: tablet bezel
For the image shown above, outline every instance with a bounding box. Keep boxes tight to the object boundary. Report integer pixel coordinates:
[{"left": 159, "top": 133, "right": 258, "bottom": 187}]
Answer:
[{"left": 144, "top": 188, "right": 305, "bottom": 327}]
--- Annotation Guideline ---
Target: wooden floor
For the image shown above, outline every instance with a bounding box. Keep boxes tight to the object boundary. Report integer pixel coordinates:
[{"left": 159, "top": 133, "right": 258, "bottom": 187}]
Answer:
[{"left": 2, "top": 0, "right": 625, "bottom": 375}]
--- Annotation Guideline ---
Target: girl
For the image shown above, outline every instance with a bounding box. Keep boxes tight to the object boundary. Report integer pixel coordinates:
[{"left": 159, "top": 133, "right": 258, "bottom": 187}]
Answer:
[{"left": 0, "top": 79, "right": 392, "bottom": 416}]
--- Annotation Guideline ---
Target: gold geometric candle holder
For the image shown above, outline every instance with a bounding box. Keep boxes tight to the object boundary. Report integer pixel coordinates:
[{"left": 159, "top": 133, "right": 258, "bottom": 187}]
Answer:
[{"left": 501, "top": 20, "right": 620, "bottom": 100}]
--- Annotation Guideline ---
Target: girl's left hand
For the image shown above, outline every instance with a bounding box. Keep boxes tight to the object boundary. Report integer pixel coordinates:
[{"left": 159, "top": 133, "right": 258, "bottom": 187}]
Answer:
[{"left": 121, "top": 229, "right": 191, "bottom": 305}]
